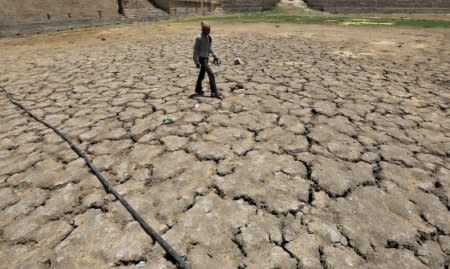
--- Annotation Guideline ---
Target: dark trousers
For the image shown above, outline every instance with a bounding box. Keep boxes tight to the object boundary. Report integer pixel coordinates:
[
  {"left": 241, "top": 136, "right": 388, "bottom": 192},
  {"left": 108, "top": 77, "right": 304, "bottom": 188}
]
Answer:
[{"left": 195, "top": 57, "right": 217, "bottom": 94}]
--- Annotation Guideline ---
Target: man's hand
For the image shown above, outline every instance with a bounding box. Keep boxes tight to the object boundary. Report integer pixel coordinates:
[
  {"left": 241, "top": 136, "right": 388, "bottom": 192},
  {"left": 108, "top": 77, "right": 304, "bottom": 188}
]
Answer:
[
  {"left": 213, "top": 56, "right": 221, "bottom": 66},
  {"left": 196, "top": 63, "right": 200, "bottom": 68}
]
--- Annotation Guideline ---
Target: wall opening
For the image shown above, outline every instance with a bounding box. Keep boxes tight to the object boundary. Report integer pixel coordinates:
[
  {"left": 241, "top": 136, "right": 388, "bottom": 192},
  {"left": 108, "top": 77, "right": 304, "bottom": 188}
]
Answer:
[{"left": 118, "top": 0, "right": 125, "bottom": 15}]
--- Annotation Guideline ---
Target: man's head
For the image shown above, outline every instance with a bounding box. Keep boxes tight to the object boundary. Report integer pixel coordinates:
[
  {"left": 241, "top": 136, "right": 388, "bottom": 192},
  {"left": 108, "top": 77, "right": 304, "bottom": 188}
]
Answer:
[{"left": 201, "top": 22, "right": 210, "bottom": 35}]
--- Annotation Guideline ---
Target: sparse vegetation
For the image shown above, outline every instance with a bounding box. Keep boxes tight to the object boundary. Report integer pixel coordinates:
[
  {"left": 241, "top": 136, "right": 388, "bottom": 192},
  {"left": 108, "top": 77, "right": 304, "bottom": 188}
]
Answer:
[{"left": 183, "top": 5, "right": 450, "bottom": 28}]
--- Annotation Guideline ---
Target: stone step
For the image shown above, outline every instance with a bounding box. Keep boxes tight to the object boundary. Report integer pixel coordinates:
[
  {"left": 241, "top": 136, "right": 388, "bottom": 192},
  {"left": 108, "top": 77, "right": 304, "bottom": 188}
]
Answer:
[
  {"left": 123, "top": 0, "right": 169, "bottom": 19},
  {"left": 124, "top": 8, "right": 168, "bottom": 19}
]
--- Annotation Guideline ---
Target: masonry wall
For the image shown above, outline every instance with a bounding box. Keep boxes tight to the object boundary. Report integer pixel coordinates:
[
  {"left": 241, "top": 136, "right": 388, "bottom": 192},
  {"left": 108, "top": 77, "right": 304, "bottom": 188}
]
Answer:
[
  {"left": 262, "top": 0, "right": 279, "bottom": 10},
  {"left": 151, "top": 0, "right": 171, "bottom": 11},
  {"left": 169, "top": 1, "right": 218, "bottom": 16},
  {"left": 0, "top": 0, "right": 120, "bottom": 27},
  {"left": 167, "top": 0, "right": 278, "bottom": 16},
  {"left": 221, "top": 0, "right": 264, "bottom": 12},
  {"left": 122, "top": 0, "right": 169, "bottom": 19},
  {"left": 304, "top": 0, "right": 450, "bottom": 13},
  {"left": 0, "top": 0, "right": 278, "bottom": 36}
]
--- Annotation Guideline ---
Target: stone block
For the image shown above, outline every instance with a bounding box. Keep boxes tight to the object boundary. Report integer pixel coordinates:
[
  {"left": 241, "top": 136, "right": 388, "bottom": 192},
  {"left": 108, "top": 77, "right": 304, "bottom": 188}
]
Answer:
[
  {"left": 305, "top": 0, "right": 450, "bottom": 13},
  {"left": 435, "top": 0, "right": 450, "bottom": 8}
]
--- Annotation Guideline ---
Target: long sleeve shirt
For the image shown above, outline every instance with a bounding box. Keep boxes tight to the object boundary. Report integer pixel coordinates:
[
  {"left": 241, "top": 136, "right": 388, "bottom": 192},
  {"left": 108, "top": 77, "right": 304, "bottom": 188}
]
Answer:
[{"left": 193, "top": 33, "right": 216, "bottom": 65}]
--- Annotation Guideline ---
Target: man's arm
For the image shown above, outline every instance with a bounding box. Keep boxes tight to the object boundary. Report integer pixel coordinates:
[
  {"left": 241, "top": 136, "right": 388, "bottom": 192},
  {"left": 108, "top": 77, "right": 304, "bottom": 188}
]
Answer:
[
  {"left": 193, "top": 37, "right": 200, "bottom": 66},
  {"left": 209, "top": 41, "right": 217, "bottom": 59}
]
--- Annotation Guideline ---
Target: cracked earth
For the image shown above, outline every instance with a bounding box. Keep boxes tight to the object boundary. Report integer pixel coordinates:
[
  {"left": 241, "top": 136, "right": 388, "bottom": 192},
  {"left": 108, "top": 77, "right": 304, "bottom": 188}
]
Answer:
[{"left": 0, "top": 22, "right": 449, "bottom": 269}]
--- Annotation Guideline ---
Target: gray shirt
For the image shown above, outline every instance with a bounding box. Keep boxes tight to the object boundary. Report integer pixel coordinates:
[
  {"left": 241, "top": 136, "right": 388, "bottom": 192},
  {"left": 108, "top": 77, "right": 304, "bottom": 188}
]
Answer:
[{"left": 193, "top": 34, "right": 216, "bottom": 65}]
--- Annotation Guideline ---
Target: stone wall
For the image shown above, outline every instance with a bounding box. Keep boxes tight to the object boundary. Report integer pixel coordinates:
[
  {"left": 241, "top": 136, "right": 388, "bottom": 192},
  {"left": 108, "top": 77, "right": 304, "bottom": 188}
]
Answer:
[
  {"left": 168, "top": 0, "right": 220, "bottom": 16},
  {"left": 151, "top": 0, "right": 171, "bottom": 11},
  {"left": 0, "top": 0, "right": 278, "bottom": 36},
  {"left": 168, "top": 0, "right": 278, "bottom": 15},
  {"left": 221, "top": 0, "right": 264, "bottom": 12},
  {"left": 222, "top": 0, "right": 279, "bottom": 12},
  {"left": 0, "top": 0, "right": 278, "bottom": 26},
  {"left": 0, "top": 0, "right": 171, "bottom": 36},
  {"left": 263, "top": 0, "right": 280, "bottom": 10},
  {"left": 0, "top": 0, "right": 120, "bottom": 27},
  {"left": 304, "top": 0, "right": 450, "bottom": 13},
  {"left": 123, "top": 0, "right": 169, "bottom": 20}
]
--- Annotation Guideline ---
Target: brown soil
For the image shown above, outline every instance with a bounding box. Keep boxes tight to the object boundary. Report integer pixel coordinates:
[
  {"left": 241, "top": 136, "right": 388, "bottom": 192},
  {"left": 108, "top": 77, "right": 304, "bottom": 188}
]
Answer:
[{"left": 1, "top": 21, "right": 449, "bottom": 57}]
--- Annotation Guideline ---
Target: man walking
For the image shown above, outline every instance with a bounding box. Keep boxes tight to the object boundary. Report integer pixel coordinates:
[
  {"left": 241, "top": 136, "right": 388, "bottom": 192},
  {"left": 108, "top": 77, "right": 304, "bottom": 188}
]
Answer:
[{"left": 193, "top": 22, "right": 220, "bottom": 98}]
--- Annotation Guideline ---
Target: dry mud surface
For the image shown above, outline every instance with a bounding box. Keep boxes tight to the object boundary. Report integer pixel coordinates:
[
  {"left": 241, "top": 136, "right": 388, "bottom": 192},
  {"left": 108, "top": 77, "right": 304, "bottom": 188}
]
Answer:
[{"left": 0, "top": 23, "right": 449, "bottom": 268}]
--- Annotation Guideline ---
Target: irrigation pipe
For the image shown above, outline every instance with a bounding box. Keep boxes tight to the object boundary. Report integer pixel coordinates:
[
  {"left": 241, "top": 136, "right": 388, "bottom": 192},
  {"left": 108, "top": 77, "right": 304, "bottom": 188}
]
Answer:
[{"left": 0, "top": 86, "right": 191, "bottom": 269}]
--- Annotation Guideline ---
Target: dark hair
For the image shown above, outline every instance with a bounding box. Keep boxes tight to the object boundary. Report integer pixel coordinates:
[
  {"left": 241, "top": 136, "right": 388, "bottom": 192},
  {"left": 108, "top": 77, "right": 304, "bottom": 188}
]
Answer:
[{"left": 201, "top": 21, "right": 211, "bottom": 32}]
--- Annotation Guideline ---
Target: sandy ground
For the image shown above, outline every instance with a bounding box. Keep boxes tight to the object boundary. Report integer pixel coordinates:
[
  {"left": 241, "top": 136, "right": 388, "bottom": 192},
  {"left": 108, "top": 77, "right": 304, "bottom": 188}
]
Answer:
[{"left": 1, "top": 21, "right": 449, "bottom": 54}]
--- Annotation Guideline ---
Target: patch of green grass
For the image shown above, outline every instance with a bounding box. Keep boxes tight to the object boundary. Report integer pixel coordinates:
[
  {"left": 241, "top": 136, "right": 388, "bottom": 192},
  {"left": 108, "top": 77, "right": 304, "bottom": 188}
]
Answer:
[{"left": 182, "top": 6, "right": 450, "bottom": 28}]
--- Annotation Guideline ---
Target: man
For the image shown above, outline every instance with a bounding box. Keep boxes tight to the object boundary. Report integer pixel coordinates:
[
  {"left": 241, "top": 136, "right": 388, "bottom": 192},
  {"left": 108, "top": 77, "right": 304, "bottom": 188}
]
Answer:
[{"left": 193, "top": 22, "right": 220, "bottom": 98}]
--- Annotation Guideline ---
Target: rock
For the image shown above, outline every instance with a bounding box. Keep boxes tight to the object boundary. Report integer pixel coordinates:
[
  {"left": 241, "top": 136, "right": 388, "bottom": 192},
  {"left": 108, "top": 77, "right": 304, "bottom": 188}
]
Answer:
[
  {"left": 307, "top": 221, "right": 348, "bottom": 245},
  {"left": 234, "top": 58, "right": 242, "bottom": 65},
  {"left": 162, "top": 118, "right": 175, "bottom": 125}
]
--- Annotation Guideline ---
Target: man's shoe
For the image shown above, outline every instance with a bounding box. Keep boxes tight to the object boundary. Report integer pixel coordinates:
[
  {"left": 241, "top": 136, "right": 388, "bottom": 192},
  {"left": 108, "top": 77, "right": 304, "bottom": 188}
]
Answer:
[
  {"left": 211, "top": 92, "right": 222, "bottom": 99},
  {"left": 189, "top": 91, "right": 204, "bottom": 99}
]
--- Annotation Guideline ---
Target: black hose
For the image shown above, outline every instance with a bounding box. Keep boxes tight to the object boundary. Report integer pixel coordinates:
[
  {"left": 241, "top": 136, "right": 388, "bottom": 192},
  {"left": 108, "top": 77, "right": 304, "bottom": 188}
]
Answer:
[{"left": 0, "top": 86, "right": 191, "bottom": 269}]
